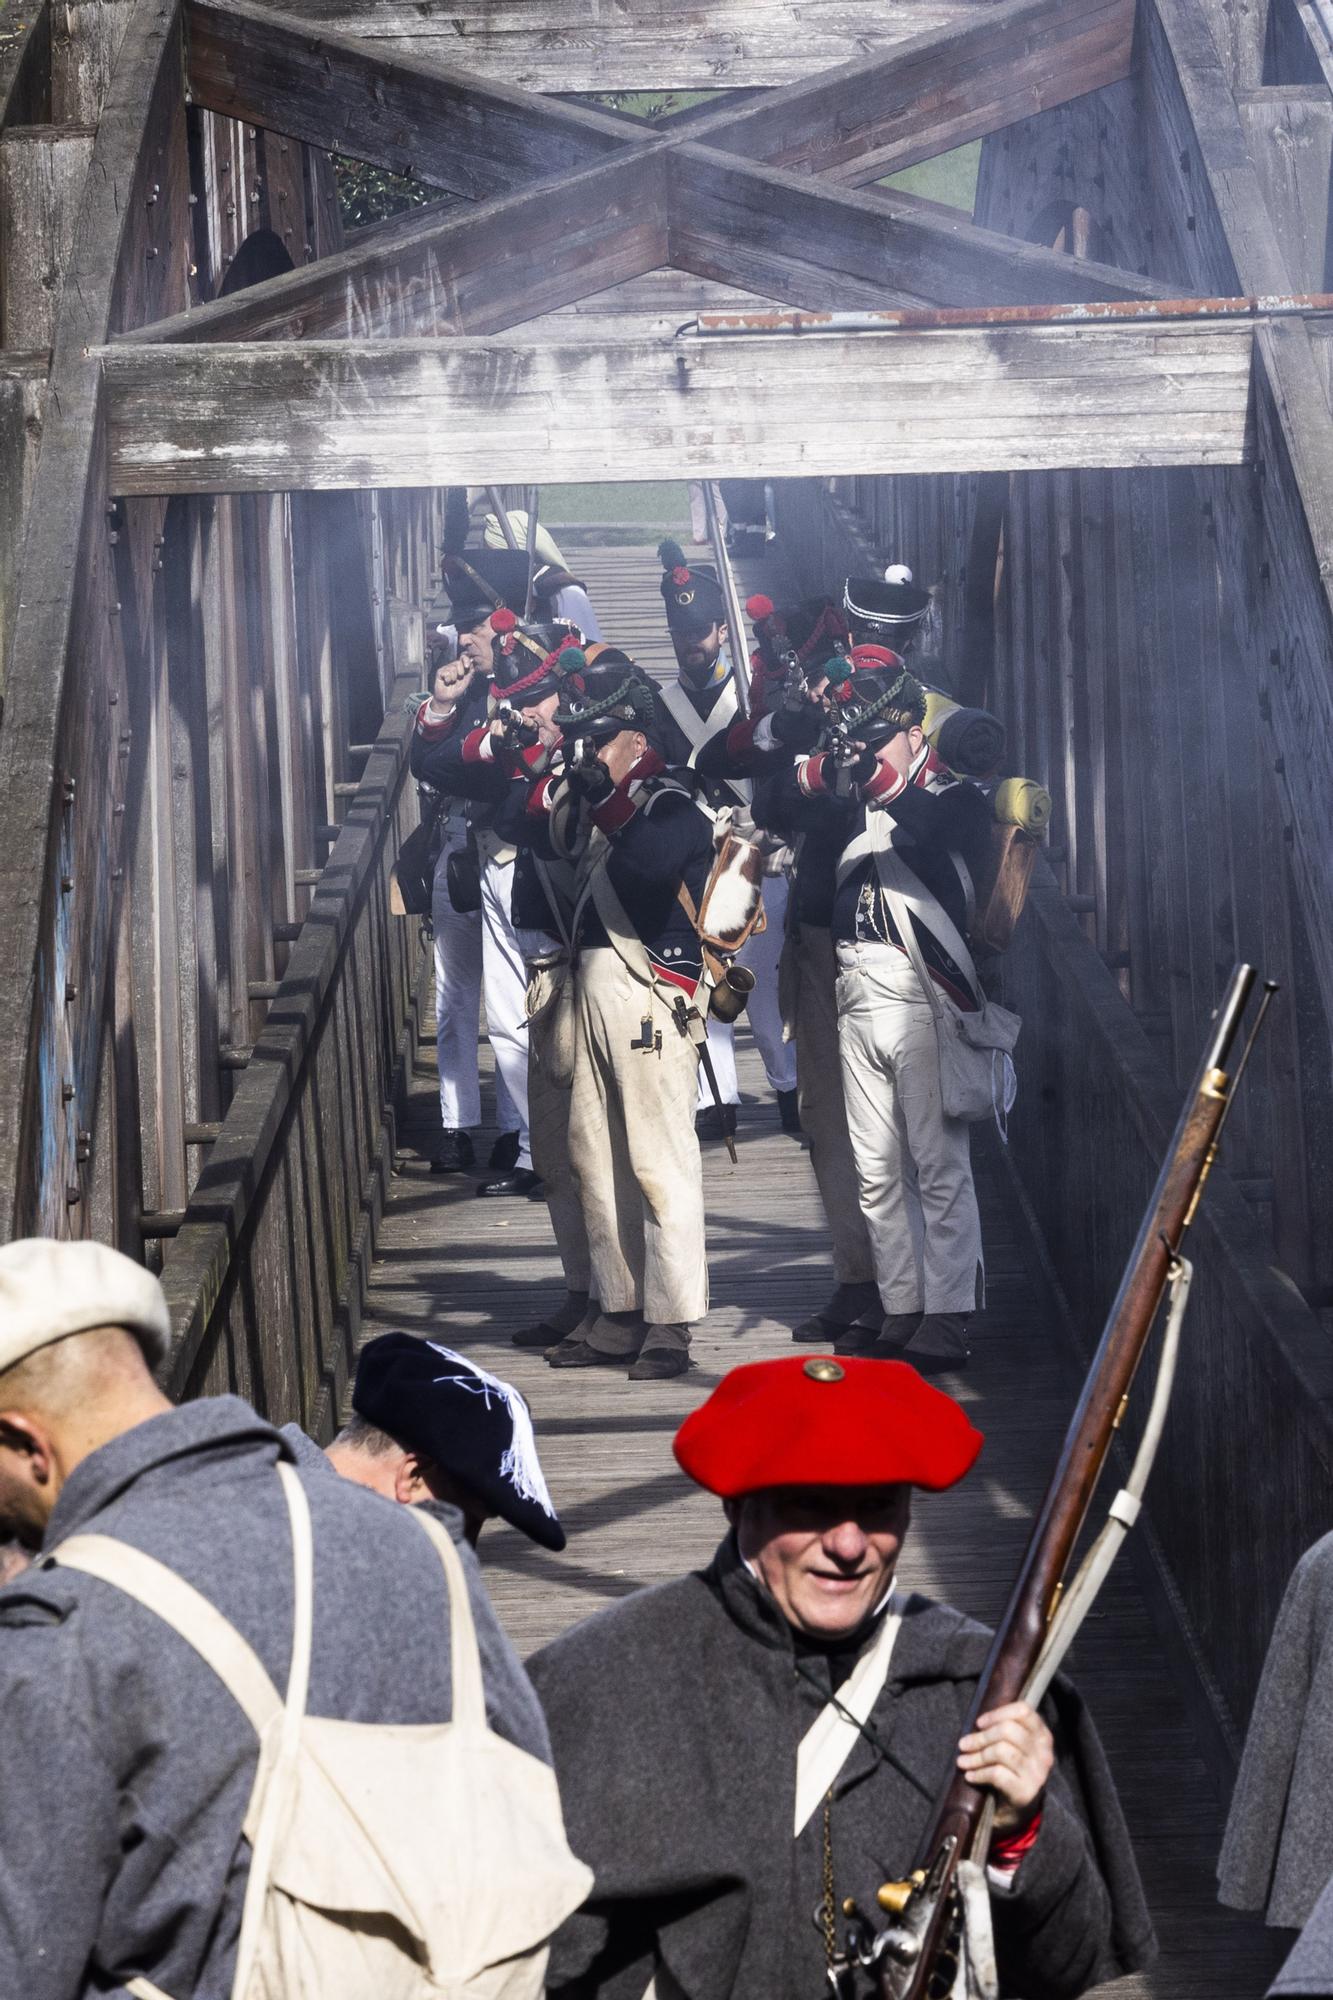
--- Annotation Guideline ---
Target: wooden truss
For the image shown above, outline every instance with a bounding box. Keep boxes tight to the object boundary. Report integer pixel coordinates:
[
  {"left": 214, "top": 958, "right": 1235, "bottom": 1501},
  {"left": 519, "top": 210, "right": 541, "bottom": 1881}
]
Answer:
[
  {"left": 3, "top": 0, "right": 1333, "bottom": 1247},
  {"left": 85, "top": 0, "right": 1329, "bottom": 499}
]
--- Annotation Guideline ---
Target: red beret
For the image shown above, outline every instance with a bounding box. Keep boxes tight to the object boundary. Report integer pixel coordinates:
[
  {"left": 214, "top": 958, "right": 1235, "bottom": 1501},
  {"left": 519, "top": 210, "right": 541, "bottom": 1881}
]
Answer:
[{"left": 673, "top": 1356, "right": 983, "bottom": 1497}]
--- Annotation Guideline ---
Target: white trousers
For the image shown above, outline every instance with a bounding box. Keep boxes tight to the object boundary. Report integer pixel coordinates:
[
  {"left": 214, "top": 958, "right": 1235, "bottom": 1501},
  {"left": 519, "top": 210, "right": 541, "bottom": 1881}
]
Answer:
[
  {"left": 792, "top": 924, "right": 876, "bottom": 1286},
  {"left": 695, "top": 871, "right": 798, "bottom": 1107},
  {"left": 480, "top": 856, "right": 533, "bottom": 1169},
  {"left": 431, "top": 829, "right": 518, "bottom": 1135},
  {"left": 568, "top": 950, "right": 707, "bottom": 1334},
  {"left": 836, "top": 941, "right": 983, "bottom": 1316}
]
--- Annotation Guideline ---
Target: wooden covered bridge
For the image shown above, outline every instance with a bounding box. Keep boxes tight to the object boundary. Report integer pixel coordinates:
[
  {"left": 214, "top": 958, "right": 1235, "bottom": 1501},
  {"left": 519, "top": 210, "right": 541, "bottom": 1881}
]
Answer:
[{"left": 3, "top": 0, "right": 1333, "bottom": 1988}]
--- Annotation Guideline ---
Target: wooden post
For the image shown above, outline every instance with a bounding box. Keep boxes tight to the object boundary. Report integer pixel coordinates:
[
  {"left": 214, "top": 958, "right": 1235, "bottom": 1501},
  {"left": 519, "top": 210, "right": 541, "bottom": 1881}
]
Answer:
[
  {"left": 0, "top": 126, "right": 96, "bottom": 348},
  {"left": 0, "top": 352, "right": 47, "bottom": 686}
]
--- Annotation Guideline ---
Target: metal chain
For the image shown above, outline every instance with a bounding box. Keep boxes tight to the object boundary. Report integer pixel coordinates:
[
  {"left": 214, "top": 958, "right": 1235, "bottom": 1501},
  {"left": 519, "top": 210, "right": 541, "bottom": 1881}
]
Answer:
[{"left": 821, "top": 1789, "right": 839, "bottom": 1968}]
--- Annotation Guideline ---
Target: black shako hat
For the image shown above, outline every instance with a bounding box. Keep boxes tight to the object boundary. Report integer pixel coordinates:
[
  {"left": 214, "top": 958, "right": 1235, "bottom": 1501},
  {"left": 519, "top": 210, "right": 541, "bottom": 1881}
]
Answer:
[
  {"left": 658, "top": 538, "right": 726, "bottom": 639},
  {"left": 842, "top": 565, "right": 932, "bottom": 643},
  {"left": 353, "top": 1333, "right": 566, "bottom": 1550}
]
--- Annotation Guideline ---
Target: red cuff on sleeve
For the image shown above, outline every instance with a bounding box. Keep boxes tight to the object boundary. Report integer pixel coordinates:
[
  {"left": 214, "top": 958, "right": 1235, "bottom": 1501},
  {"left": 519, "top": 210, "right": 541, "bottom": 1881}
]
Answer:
[
  {"left": 591, "top": 787, "right": 638, "bottom": 833},
  {"left": 860, "top": 760, "right": 907, "bottom": 803},
  {"left": 797, "top": 753, "right": 830, "bottom": 797},
  {"left": 520, "top": 739, "right": 551, "bottom": 775},
  {"left": 989, "top": 1810, "right": 1043, "bottom": 1868},
  {"left": 461, "top": 725, "right": 491, "bottom": 763},
  {"left": 526, "top": 776, "right": 555, "bottom": 817},
  {"left": 415, "top": 699, "right": 458, "bottom": 742}
]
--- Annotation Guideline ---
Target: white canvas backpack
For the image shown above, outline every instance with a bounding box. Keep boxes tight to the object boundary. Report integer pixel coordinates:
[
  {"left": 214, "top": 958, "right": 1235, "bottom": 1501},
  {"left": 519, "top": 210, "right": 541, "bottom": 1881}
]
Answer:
[{"left": 54, "top": 1462, "right": 592, "bottom": 2000}]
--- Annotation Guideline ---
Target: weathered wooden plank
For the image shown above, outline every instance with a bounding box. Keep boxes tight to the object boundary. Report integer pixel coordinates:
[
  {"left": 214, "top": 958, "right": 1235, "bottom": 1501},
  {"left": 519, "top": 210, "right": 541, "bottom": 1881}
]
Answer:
[
  {"left": 192, "top": 0, "right": 978, "bottom": 92},
  {"left": 50, "top": 0, "right": 135, "bottom": 123},
  {"left": 0, "top": 0, "right": 190, "bottom": 1240},
  {"left": 689, "top": 0, "right": 1136, "bottom": 185},
  {"left": 121, "top": 146, "right": 670, "bottom": 342},
  {"left": 669, "top": 146, "right": 1176, "bottom": 311},
  {"left": 0, "top": 351, "right": 47, "bottom": 688},
  {"left": 0, "top": 126, "right": 96, "bottom": 348},
  {"left": 99, "top": 321, "right": 1258, "bottom": 495},
  {"left": 1237, "top": 89, "right": 1333, "bottom": 293},
  {"left": 185, "top": 0, "right": 629, "bottom": 199},
  {"left": 1148, "top": 0, "right": 1333, "bottom": 1037}
]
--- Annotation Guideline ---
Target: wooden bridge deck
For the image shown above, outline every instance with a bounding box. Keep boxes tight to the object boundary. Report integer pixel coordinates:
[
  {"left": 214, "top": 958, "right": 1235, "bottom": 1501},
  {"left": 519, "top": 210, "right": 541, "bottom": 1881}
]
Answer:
[{"left": 363, "top": 1010, "right": 1286, "bottom": 2000}]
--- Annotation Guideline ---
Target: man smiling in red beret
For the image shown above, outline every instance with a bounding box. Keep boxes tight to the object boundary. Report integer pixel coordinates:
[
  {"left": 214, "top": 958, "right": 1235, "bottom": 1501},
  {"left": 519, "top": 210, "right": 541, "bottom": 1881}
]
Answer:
[{"left": 528, "top": 1356, "right": 1154, "bottom": 2000}]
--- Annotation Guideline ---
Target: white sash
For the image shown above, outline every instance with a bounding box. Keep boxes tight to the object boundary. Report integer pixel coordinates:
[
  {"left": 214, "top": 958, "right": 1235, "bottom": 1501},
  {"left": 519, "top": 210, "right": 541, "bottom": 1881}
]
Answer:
[
  {"left": 793, "top": 1598, "right": 903, "bottom": 1836},
  {"left": 659, "top": 678, "right": 751, "bottom": 806}
]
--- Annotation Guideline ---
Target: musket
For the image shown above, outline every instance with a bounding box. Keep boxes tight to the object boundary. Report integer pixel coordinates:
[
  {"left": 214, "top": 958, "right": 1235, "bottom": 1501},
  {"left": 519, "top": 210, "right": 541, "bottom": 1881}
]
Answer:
[
  {"left": 703, "top": 481, "right": 753, "bottom": 719},
  {"left": 854, "top": 964, "right": 1276, "bottom": 2000}
]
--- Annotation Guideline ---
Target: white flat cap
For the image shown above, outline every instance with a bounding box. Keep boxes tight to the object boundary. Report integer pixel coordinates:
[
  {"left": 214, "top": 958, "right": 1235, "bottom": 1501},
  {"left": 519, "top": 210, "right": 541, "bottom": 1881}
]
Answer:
[{"left": 0, "top": 1239, "right": 171, "bottom": 1375}]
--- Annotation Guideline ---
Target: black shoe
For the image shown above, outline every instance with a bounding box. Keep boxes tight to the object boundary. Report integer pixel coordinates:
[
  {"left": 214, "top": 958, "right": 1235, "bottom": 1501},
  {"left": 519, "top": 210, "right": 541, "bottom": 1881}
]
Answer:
[
  {"left": 627, "top": 1346, "right": 690, "bottom": 1381},
  {"left": 869, "top": 1313, "right": 923, "bottom": 1359},
  {"left": 512, "top": 1294, "right": 592, "bottom": 1348},
  {"left": 793, "top": 1282, "right": 880, "bottom": 1345},
  {"left": 695, "top": 1105, "right": 738, "bottom": 1143},
  {"left": 777, "top": 1088, "right": 802, "bottom": 1135},
  {"left": 430, "top": 1130, "right": 474, "bottom": 1174},
  {"left": 902, "top": 1314, "right": 970, "bottom": 1373},
  {"left": 488, "top": 1131, "right": 520, "bottom": 1172},
  {"left": 546, "top": 1338, "right": 626, "bottom": 1370},
  {"left": 477, "top": 1167, "right": 544, "bottom": 1198}
]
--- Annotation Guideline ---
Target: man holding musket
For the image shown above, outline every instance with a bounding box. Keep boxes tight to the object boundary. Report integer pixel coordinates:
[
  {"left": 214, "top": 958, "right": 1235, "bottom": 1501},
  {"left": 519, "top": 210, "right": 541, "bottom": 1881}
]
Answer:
[
  {"left": 761, "top": 648, "right": 992, "bottom": 1374},
  {"left": 520, "top": 662, "right": 715, "bottom": 1380},
  {"left": 529, "top": 1354, "right": 1153, "bottom": 2000}
]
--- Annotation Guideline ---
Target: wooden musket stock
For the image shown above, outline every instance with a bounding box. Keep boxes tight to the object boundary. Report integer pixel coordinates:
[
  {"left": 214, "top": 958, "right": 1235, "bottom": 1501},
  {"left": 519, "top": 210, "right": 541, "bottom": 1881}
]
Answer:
[{"left": 879, "top": 962, "right": 1260, "bottom": 1998}]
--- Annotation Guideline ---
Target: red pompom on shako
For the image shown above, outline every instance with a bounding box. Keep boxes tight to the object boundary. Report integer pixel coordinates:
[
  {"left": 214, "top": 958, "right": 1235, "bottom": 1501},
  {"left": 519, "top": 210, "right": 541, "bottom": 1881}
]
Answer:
[
  {"left": 746, "top": 593, "right": 775, "bottom": 621},
  {"left": 491, "top": 607, "right": 518, "bottom": 635},
  {"left": 671, "top": 565, "right": 691, "bottom": 586},
  {"left": 673, "top": 1355, "right": 983, "bottom": 1497}
]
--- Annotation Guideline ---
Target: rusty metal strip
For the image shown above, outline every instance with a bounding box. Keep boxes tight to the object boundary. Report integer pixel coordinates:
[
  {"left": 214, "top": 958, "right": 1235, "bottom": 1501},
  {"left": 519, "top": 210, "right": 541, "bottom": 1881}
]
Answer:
[{"left": 690, "top": 295, "right": 1333, "bottom": 336}]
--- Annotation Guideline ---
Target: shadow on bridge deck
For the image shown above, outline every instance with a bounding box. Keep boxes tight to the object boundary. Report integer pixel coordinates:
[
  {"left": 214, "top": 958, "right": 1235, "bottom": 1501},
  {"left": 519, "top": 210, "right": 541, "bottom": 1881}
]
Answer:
[{"left": 363, "top": 995, "right": 1286, "bottom": 2000}]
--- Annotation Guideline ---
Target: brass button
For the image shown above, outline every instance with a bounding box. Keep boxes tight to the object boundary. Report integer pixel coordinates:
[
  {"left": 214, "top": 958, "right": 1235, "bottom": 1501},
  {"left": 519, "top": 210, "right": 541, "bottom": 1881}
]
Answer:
[{"left": 803, "top": 1358, "right": 845, "bottom": 1383}]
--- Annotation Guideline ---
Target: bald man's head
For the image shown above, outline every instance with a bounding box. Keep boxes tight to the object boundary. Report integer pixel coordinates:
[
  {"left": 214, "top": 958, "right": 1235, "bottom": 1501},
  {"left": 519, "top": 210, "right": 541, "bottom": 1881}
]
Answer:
[{"left": 0, "top": 1323, "right": 171, "bottom": 1548}]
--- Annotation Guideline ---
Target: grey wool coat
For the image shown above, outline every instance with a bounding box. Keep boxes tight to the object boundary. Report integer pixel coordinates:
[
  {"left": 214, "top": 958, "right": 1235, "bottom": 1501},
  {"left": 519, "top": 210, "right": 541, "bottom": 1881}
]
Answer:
[
  {"left": 528, "top": 1532, "right": 1155, "bottom": 2000},
  {"left": 1219, "top": 1530, "right": 1333, "bottom": 1931},
  {"left": 0, "top": 1395, "right": 552, "bottom": 2000},
  {"left": 1271, "top": 1876, "right": 1333, "bottom": 1995}
]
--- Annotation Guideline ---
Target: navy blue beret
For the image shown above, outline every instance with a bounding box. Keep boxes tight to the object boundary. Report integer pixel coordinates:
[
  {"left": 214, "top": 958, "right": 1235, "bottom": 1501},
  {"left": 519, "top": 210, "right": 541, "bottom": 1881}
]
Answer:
[{"left": 353, "top": 1333, "right": 566, "bottom": 1551}]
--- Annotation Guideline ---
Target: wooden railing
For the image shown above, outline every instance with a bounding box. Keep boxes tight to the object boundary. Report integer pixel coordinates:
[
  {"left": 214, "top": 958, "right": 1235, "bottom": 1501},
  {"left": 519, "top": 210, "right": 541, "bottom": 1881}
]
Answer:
[
  {"left": 1000, "top": 860, "right": 1333, "bottom": 1751},
  {"left": 158, "top": 603, "right": 427, "bottom": 1438}
]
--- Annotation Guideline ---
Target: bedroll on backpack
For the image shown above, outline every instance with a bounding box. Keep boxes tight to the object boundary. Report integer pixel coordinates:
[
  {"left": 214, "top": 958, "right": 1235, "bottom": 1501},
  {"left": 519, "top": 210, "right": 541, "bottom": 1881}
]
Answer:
[{"left": 55, "top": 1463, "right": 593, "bottom": 2000}]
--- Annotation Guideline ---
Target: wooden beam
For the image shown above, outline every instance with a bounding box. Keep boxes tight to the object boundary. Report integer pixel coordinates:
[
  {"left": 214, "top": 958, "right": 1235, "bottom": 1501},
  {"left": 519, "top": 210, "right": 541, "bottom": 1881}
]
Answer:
[
  {"left": 0, "top": 125, "right": 97, "bottom": 347},
  {"left": 120, "top": 146, "right": 670, "bottom": 343},
  {"left": 189, "top": 0, "right": 978, "bottom": 93},
  {"left": 99, "top": 321, "right": 1256, "bottom": 495},
  {"left": 668, "top": 146, "right": 1178, "bottom": 310},
  {"left": 184, "top": 0, "right": 629, "bottom": 200},
  {"left": 686, "top": 0, "right": 1136, "bottom": 184}
]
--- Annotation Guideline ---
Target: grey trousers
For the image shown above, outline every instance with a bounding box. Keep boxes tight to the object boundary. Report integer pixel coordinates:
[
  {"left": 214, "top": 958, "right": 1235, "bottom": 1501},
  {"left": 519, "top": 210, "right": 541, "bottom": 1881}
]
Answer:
[
  {"left": 567, "top": 949, "right": 708, "bottom": 1338},
  {"left": 792, "top": 924, "right": 877, "bottom": 1287},
  {"left": 526, "top": 959, "right": 592, "bottom": 1295},
  {"left": 835, "top": 940, "right": 983, "bottom": 1316}
]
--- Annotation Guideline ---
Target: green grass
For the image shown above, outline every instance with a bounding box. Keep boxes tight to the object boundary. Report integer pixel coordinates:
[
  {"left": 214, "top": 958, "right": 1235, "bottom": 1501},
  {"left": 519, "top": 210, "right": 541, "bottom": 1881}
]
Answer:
[
  {"left": 884, "top": 141, "right": 981, "bottom": 211},
  {"left": 541, "top": 482, "right": 692, "bottom": 529}
]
